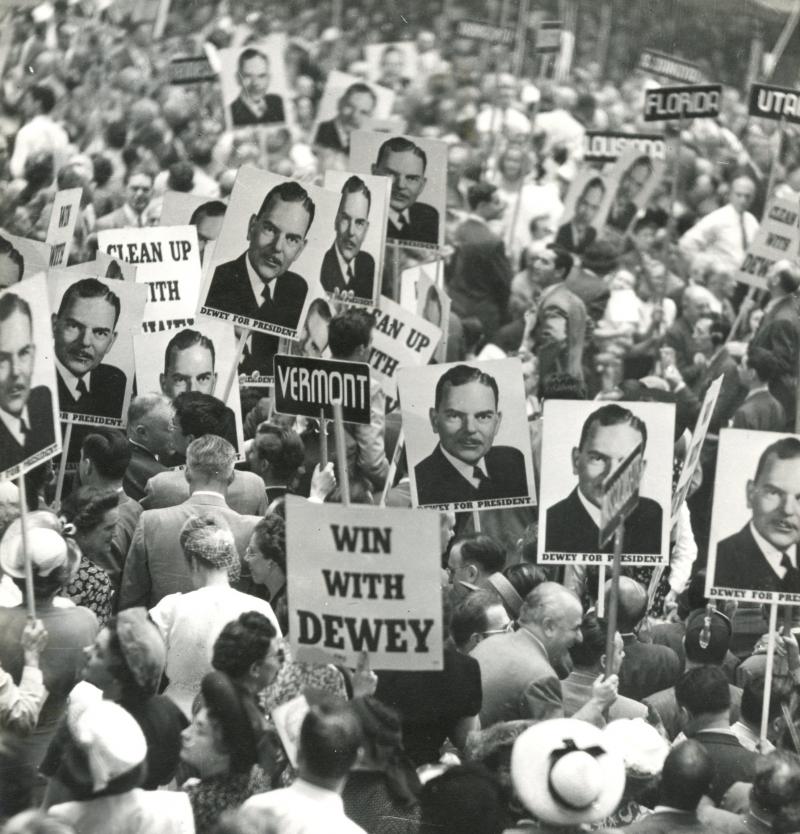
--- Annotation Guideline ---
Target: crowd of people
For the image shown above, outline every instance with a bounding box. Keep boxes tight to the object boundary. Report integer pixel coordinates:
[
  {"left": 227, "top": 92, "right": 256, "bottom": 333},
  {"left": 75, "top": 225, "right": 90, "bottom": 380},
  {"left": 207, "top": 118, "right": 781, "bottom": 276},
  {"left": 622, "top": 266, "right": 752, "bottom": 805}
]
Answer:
[{"left": 2, "top": 0, "right": 800, "bottom": 832}]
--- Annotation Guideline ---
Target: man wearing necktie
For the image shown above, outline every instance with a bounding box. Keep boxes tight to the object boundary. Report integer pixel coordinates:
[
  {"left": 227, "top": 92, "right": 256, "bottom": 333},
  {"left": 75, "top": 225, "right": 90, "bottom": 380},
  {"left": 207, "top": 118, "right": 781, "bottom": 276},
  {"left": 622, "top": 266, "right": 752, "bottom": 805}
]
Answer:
[
  {"left": 0, "top": 291, "right": 56, "bottom": 475},
  {"left": 319, "top": 176, "right": 376, "bottom": 303},
  {"left": 206, "top": 182, "right": 313, "bottom": 377},
  {"left": 714, "top": 436, "right": 800, "bottom": 594},
  {"left": 413, "top": 364, "right": 529, "bottom": 506}
]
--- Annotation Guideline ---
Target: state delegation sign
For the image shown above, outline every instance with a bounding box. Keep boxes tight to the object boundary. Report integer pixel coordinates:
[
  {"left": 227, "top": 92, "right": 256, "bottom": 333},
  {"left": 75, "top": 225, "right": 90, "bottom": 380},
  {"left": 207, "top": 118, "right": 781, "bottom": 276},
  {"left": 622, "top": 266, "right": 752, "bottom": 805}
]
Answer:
[
  {"left": 643, "top": 84, "right": 722, "bottom": 121},
  {"left": 583, "top": 132, "right": 667, "bottom": 164},
  {"left": 748, "top": 82, "right": 800, "bottom": 124},
  {"left": 286, "top": 499, "right": 444, "bottom": 670},
  {"left": 638, "top": 49, "right": 703, "bottom": 84},
  {"left": 273, "top": 354, "right": 371, "bottom": 424},
  {"left": 455, "top": 19, "right": 515, "bottom": 44}
]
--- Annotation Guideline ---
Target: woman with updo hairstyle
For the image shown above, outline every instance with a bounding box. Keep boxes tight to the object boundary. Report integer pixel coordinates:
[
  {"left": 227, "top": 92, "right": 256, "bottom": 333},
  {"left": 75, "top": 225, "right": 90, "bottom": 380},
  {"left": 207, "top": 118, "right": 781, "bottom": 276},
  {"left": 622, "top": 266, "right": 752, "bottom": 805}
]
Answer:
[
  {"left": 60, "top": 486, "right": 117, "bottom": 626},
  {"left": 488, "top": 563, "right": 548, "bottom": 621}
]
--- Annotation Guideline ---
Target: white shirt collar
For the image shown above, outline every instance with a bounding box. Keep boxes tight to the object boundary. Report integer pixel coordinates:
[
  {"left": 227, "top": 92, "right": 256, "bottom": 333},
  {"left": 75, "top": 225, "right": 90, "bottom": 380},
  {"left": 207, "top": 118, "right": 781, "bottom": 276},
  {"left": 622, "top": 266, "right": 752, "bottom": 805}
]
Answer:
[
  {"left": 389, "top": 207, "right": 410, "bottom": 227},
  {"left": 749, "top": 521, "right": 796, "bottom": 578},
  {"left": 191, "top": 490, "right": 225, "bottom": 500},
  {"left": 466, "top": 212, "right": 489, "bottom": 227},
  {"left": 334, "top": 244, "right": 354, "bottom": 285},
  {"left": 245, "top": 252, "right": 271, "bottom": 307},
  {"left": 55, "top": 358, "right": 90, "bottom": 398},
  {"left": 0, "top": 404, "right": 31, "bottom": 446},
  {"left": 576, "top": 486, "right": 602, "bottom": 527},
  {"left": 745, "top": 385, "right": 770, "bottom": 401},
  {"left": 288, "top": 777, "right": 345, "bottom": 810},
  {"left": 122, "top": 202, "right": 143, "bottom": 227},
  {"left": 439, "top": 443, "right": 487, "bottom": 488}
]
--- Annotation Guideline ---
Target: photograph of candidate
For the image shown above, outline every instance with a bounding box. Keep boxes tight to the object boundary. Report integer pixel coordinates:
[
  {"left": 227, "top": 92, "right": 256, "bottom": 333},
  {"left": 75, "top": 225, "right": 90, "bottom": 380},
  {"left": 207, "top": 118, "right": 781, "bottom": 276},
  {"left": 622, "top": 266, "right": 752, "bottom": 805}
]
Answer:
[
  {"left": 414, "top": 364, "right": 528, "bottom": 505},
  {"left": 189, "top": 200, "right": 227, "bottom": 262},
  {"left": 607, "top": 155, "right": 654, "bottom": 233},
  {"left": 52, "top": 278, "right": 126, "bottom": 419},
  {"left": 713, "top": 435, "right": 800, "bottom": 594},
  {"left": 205, "top": 180, "right": 313, "bottom": 333},
  {"left": 372, "top": 136, "right": 439, "bottom": 246},
  {"left": 320, "top": 176, "right": 375, "bottom": 301},
  {"left": 230, "top": 48, "right": 286, "bottom": 128},
  {"left": 544, "top": 403, "right": 663, "bottom": 555},
  {"left": 314, "top": 83, "right": 377, "bottom": 155},
  {"left": 0, "top": 236, "right": 24, "bottom": 289},
  {"left": 0, "top": 291, "right": 56, "bottom": 475},
  {"left": 555, "top": 175, "right": 606, "bottom": 255}
]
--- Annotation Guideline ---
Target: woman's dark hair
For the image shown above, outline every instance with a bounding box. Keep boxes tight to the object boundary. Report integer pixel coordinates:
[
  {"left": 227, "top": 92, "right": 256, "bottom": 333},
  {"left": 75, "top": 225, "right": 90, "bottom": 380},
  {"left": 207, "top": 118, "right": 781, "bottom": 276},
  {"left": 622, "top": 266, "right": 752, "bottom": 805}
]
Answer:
[
  {"left": 60, "top": 486, "right": 119, "bottom": 534},
  {"left": 212, "top": 611, "right": 276, "bottom": 678},
  {"left": 105, "top": 616, "right": 151, "bottom": 704},
  {"left": 251, "top": 514, "right": 286, "bottom": 573},
  {"left": 502, "top": 563, "right": 547, "bottom": 600}
]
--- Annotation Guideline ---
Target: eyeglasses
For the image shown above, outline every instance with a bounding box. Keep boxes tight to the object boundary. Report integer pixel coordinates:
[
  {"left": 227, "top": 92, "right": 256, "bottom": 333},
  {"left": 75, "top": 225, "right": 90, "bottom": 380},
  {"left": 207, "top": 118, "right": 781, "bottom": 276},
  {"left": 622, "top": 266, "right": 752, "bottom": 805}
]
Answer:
[{"left": 481, "top": 621, "right": 515, "bottom": 637}]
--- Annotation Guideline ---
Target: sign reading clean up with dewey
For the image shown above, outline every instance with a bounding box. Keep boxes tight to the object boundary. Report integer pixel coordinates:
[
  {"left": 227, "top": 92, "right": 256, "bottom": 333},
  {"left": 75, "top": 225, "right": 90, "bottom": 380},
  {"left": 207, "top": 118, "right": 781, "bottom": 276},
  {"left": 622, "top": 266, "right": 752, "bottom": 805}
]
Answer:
[
  {"left": 286, "top": 499, "right": 444, "bottom": 670},
  {"left": 274, "top": 354, "right": 372, "bottom": 424}
]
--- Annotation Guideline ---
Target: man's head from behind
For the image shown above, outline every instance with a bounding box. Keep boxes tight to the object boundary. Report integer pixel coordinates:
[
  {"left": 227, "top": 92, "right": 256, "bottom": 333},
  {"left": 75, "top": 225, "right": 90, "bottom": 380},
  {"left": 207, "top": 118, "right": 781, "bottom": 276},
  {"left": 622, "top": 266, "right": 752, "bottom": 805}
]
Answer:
[
  {"left": 372, "top": 136, "right": 427, "bottom": 213},
  {"left": 658, "top": 740, "right": 714, "bottom": 813},
  {"left": 0, "top": 236, "right": 24, "bottom": 289},
  {"left": 746, "top": 437, "right": 800, "bottom": 552},
  {"left": 675, "top": 665, "right": 731, "bottom": 731},
  {"left": 80, "top": 428, "right": 131, "bottom": 486},
  {"left": 430, "top": 365, "right": 502, "bottom": 467},
  {"left": 126, "top": 393, "right": 174, "bottom": 457},
  {"left": 683, "top": 608, "right": 731, "bottom": 667},
  {"left": 189, "top": 200, "right": 226, "bottom": 261},
  {"left": 328, "top": 307, "right": 374, "bottom": 362},
  {"left": 297, "top": 696, "right": 362, "bottom": 790},
  {"left": 172, "top": 391, "right": 232, "bottom": 457},
  {"left": 447, "top": 533, "right": 505, "bottom": 599},
  {"left": 467, "top": 182, "right": 505, "bottom": 222},
  {"left": 0, "top": 292, "right": 34, "bottom": 418},
  {"left": 52, "top": 278, "right": 120, "bottom": 379},
  {"left": 573, "top": 404, "right": 646, "bottom": 508},
  {"left": 751, "top": 752, "right": 800, "bottom": 821},
  {"left": 337, "top": 82, "right": 377, "bottom": 131},
  {"left": 247, "top": 182, "right": 315, "bottom": 284},
  {"left": 449, "top": 589, "right": 512, "bottom": 654},
  {"left": 334, "top": 176, "right": 371, "bottom": 263},
  {"left": 161, "top": 329, "right": 217, "bottom": 399},
  {"left": 569, "top": 610, "right": 624, "bottom": 676},
  {"left": 237, "top": 48, "right": 271, "bottom": 99},
  {"left": 518, "top": 582, "right": 583, "bottom": 659},
  {"left": 607, "top": 576, "right": 648, "bottom": 634},
  {"left": 184, "top": 434, "right": 236, "bottom": 489},
  {"left": 248, "top": 423, "right": 305, "bottom": 486}
]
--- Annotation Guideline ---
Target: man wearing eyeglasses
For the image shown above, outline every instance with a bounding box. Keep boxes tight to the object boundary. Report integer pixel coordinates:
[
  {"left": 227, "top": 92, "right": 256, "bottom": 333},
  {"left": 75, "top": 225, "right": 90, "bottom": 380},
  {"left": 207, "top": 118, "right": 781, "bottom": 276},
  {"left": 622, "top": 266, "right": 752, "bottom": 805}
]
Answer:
[
  {"left": 714, "top": 437, "right": 800, "bottom": 593},
  {"left": 446, "top": 533, "right": 505, "bottom": 602},
  {"left": 450, "top": 590, "right": 514, "bottom": 655}
]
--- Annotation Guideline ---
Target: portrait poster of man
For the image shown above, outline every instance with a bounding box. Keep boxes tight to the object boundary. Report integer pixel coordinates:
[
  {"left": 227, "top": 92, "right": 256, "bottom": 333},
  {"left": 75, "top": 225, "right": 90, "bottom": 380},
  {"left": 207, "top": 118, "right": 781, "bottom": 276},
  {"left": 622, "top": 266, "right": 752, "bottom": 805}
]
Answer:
[
  {"left": 160, "top": 191, "right": 228, "bottom": 267},
  {"left": 364, "top": 41, "right": 418, "bottom": 89},
  {"left": 554, "top": 168, "right": 615, "bottom": 255},
  {"left": 279, "top": 290, "right": 333, "bottom": 366},
  {"left": 199, "top": 165, "right": 338, "bottom": 380},
  {"left": 217, "top": 38, "right": 292, "bottom": 132},
  {"left": 133, "top": 319, "right": 244, "bottom": 456},
  {"left": 604, "top": 147, "right": 666, "bottom": 234},
  {"left": 0, "top": 230, "right": 50, "bottom": 285},
  {"left": 312, "top": 71, "right": 394, "bottom": 157},
  {"left": 349, "top": 130, "right": 447, "bottom": 251},
  {"left": 398, "top": 358, "right": 536, "bottom": 511},
  {"left": 707, "top": 429, "right": 800, "bottom": 605},
  {"left": 537, "top": 400, "right": 674, "bottom": 566},
  {"left": 399, "top": 262, "right": 450, "bottom": 363},
  {"left": 47, "top": 272, "right": 146, "bottom": 427},
  {"left": 97, "top": 225, "right": 203, "bottom": 334},
  {"left": 320, "top": 169, "right": 390, "bottom": 307},
  {"left": 0, "top": 276, "right": 61, "bottom": 479}
]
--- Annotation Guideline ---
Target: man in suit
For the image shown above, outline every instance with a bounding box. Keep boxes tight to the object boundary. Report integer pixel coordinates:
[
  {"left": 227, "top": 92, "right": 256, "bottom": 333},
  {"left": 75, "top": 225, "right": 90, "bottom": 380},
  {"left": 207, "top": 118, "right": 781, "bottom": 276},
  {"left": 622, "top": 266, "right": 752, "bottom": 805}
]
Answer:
[
  {"left": 732, "top": 346, "right": 786, "bottom": 431},
  {"left": 664, "top": 284, "right": 715, "bottom": 377},
  {"left": 471, "top": 582, "right": 617, "bottom": 726},
  {"left": 372, "top": 136, "right": 440, "bottom": 246},
  {"left": 750, "top": 259, "right": 800, "bottom": 429},
  {"left": 119, "top": 435, "right": 262, "bottom": 609},
  {"left": 414, "top": 364, "right": 529, "bottom": 506},
  {"left": 52, "top": 278, "right": 127, "bottom": 420},
  {"left": 229, "top": 48, "right": 286, "bottom": 128},
  {"left": 141, "top": 390, "right": 267, "bottom": 516},
  {"left": 314, "top": 83, "right": 376, "bottom": 155},
  {"left": 447, "top": 182, "right": 512, "bottom": 339},
  {"left": 319, "top": 176, "right": 376, "bottom": 301},
  {"left": 96, "top": 169, "right": 154, "bottom": 230},
  {"left": 159, "top": 328, "right": 237, "bottom": 450},
  {"left": 205, "top": 181, "right": 313, "bottom": 376},
  {"left": 122, "top": 393, "right": 174, "bottom": 501},
  {"left": 544, "top": 403, "right": 664, "bottom": 555},
  {"left": 555, "top": 175, "right": 604, "bottom": 255},
  {"left": 714, "top": 435, "right": 800, "bottom": 594},
  {"left": 446, "top": 533, "right": 505, "bottom": 602},
  {"left": 0, "top": 291, "right": 56, "bottom": 474}
]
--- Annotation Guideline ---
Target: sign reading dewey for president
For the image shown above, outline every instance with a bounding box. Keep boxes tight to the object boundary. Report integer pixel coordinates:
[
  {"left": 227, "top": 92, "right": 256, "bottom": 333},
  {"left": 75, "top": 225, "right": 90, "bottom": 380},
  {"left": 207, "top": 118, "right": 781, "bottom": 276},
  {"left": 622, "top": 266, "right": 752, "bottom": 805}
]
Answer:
[
  {"left": 643, "top": 84, "right": 722, "bottom": 121},
  {"left": 748, "top": 83, "right": 800, "bottom": 124},
  {"left": 286, "top": 499, "right": 444, "bottom": 670},
  {"left": 599, "top": 442, "right": 645, "bottom": 548},
  {"left": 736, "top": 196, "right": 800, "bottom": 290},
  {"left": 274, "top": 354, "right": 372, "bottom": 424}
]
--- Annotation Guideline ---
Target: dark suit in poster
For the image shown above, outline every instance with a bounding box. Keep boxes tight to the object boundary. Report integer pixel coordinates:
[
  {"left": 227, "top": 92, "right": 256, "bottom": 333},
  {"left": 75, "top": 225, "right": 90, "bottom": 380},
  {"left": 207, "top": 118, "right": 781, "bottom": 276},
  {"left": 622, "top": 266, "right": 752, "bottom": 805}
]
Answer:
[
  {"left": 714, "top": 523, "right": 800, "bottom": 593},
  {"left": 230, "top": 94, "right": 286, "bottom": 127},
  {"left": 554, "top": 222, "right": 597, "bottom": 255},
  {"left": 414, "top": 443, "right": 528, "bottom": 506},
  {"left": 388, "top": 202, "right": 439, "bottom": 246},
  {"left": 0, "top": 387, "right": 56, "bottom": 473},
  {"left": 319, "top": 245, "right": 375, "bottom": 300},
  {"left": 314, "top": 120, "right": 347, "bottom": 153},
  {"left": 57, "top": 364, "right": 127, "bottom": 419}
]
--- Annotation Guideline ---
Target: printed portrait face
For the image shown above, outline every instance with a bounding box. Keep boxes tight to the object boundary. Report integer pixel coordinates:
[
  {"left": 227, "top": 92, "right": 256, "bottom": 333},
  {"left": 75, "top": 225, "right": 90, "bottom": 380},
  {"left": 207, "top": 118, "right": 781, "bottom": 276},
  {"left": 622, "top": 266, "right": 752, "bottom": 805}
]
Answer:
[
  {"left": 0, "top": 250, "right": 22, "bottom": 289},
  {"left": 195, "top": 213, "right": 225, "bottom": 261},
  {"left": 160, "top": 343, "right": 217, "bottom": 398},
  {"left": 572, "top": 419, "right": 644, "bottom": 508},
  {"left": 619, "top": 159, "right": 651, "bottom": 202},
  {"left": 52, "top": 294, "right": 118, "bottom": 378},
  {"left": 339, "top": 90, "right": 376, "bottom": 131},
  {"left": 746, "top": 452, "right": 800, "bottom": 551},
  {"left": 429, "top": 380, "right": 502, "bottom": 466},
  {"left": 335, "top": 190, "right": 370, "bottom": 262},
  {"left": 239, "top": 53, "right": 271, "bottom": 99},
  {"left": 247, "top": 196, "right": 311, "bottom": 282},
  {"left": 574, "top": 183, "right": 604, "bottom": 227},
  {"left": 373, "top": 148, "right": 427, "bottom": 213},
  {"left": 0, "top": 308, "right": 34, "bottom": 417}
]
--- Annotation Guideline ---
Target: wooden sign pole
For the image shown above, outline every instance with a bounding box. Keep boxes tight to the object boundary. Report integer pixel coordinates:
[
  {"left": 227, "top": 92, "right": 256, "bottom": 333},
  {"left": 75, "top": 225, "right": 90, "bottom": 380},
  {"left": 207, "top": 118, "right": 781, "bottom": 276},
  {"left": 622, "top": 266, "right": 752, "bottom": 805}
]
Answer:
[
  {"left": 379, "top": 428, "right": 403, "bottom": 507},
  {"left": 760, "top": 602, "right": 779, "bottom": 744},
  {"left": 603, "top": 523, "right": 624, "bottom": 678},
  {"left": 319, "top": 409, "right": 328, "bottom": 468},
  {"left": 54, "top": 416, "right": 74, "bottom": 510},
  {"left": 597, "top": 563, "right": 607, "bottom": 617},
  {"left": 222, "top": 329, "right": 249, "bottom": 403},
  {"left": 17, "top": 474, "right": 35, "bottom": 620},
  {"left": 332, "top": 400, "right": 350, "bottom": 507}
]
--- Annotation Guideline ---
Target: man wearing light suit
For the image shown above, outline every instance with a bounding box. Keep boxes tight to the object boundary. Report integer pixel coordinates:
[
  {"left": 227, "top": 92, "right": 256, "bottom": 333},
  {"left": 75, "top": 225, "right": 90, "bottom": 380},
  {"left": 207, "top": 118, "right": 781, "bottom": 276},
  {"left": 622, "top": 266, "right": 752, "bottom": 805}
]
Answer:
[
  {"left": 120, "top": 435, "right": 263, "bottom": 609},
  {"left": 414, "top": 364, "right": 529, "bottom": 507},
  {"left": 320, "top": 176, "right": 376, "bottom": 302}
]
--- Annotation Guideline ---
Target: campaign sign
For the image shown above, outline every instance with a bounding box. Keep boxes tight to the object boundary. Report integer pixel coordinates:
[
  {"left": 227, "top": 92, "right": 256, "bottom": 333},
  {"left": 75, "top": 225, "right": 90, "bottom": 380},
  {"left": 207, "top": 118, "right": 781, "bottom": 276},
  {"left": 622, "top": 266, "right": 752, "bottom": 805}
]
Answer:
[
  {"left": 167, "top": 55, "right": 217, "bottom": 85},
  {"left": 45, "top": 188, "right": 82, "bottom": 268},
  {"left": 599, "top": 442, "right": 644, "bottom": 548},
  {"left": 583, "top": 132, "right": 667, "bottom": 164},
  {"left": 748, "top": 83, "right": 800, "bottom": 125},
  {"left": 534, "top": 20, "right": 561, "bottom": 53},
  {"left": 639, "top": 49, "right": 703, "bottom": 84},
  {"left": 643, "top": 84, "right": 722, "bottom": 121},
  {"left": 274, "top": 354, "right": 372, "bottom": 424},
  {"left": 736, "top": 197, "right": 800, "bottom": 290},
  {"left": 455, "top": 19, "right": 515, "bottom": 45},
  {"left": 286, "top": 499, "right": 444, "bottom": 670}
]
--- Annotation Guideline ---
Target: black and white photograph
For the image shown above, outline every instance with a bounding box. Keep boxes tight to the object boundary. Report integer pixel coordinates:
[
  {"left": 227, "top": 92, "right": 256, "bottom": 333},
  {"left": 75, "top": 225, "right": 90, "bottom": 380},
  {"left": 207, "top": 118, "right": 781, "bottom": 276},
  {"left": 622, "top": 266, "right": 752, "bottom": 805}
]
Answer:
[
  {"left": 537, "top": 400, "right": 674, "bottom": 566},
  {"left": 707, "top": 429, "right": 800, "bottom": 605},
  {"left": 364, "top": 41, "right": 418, "bottom": 90},
  {"left": 0, "top": 230, "right": 49, "bottom": 284},
  {"left": 604, "top": 147, "right": 666, "bottom": 234},
  {"left": 553, "top": 168, "right": 615, "bottom": 255},
  {"left": 320, "top": 169, "right": 390, "bottom": 307},
  {"left": 398, "top": 358, "right": 536, "bottom": 510},
  {"left": 349, "top": 130, "right": 447, "bottom": 250},
  {"left": 0, "top": 276, "right": 61, "bottom": 479},
  {"left": 48, "top": 273, "right": 146, "bottom": 427},
  {"left": 160, "top": 191, "right": 228, "bottom": 266}
]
